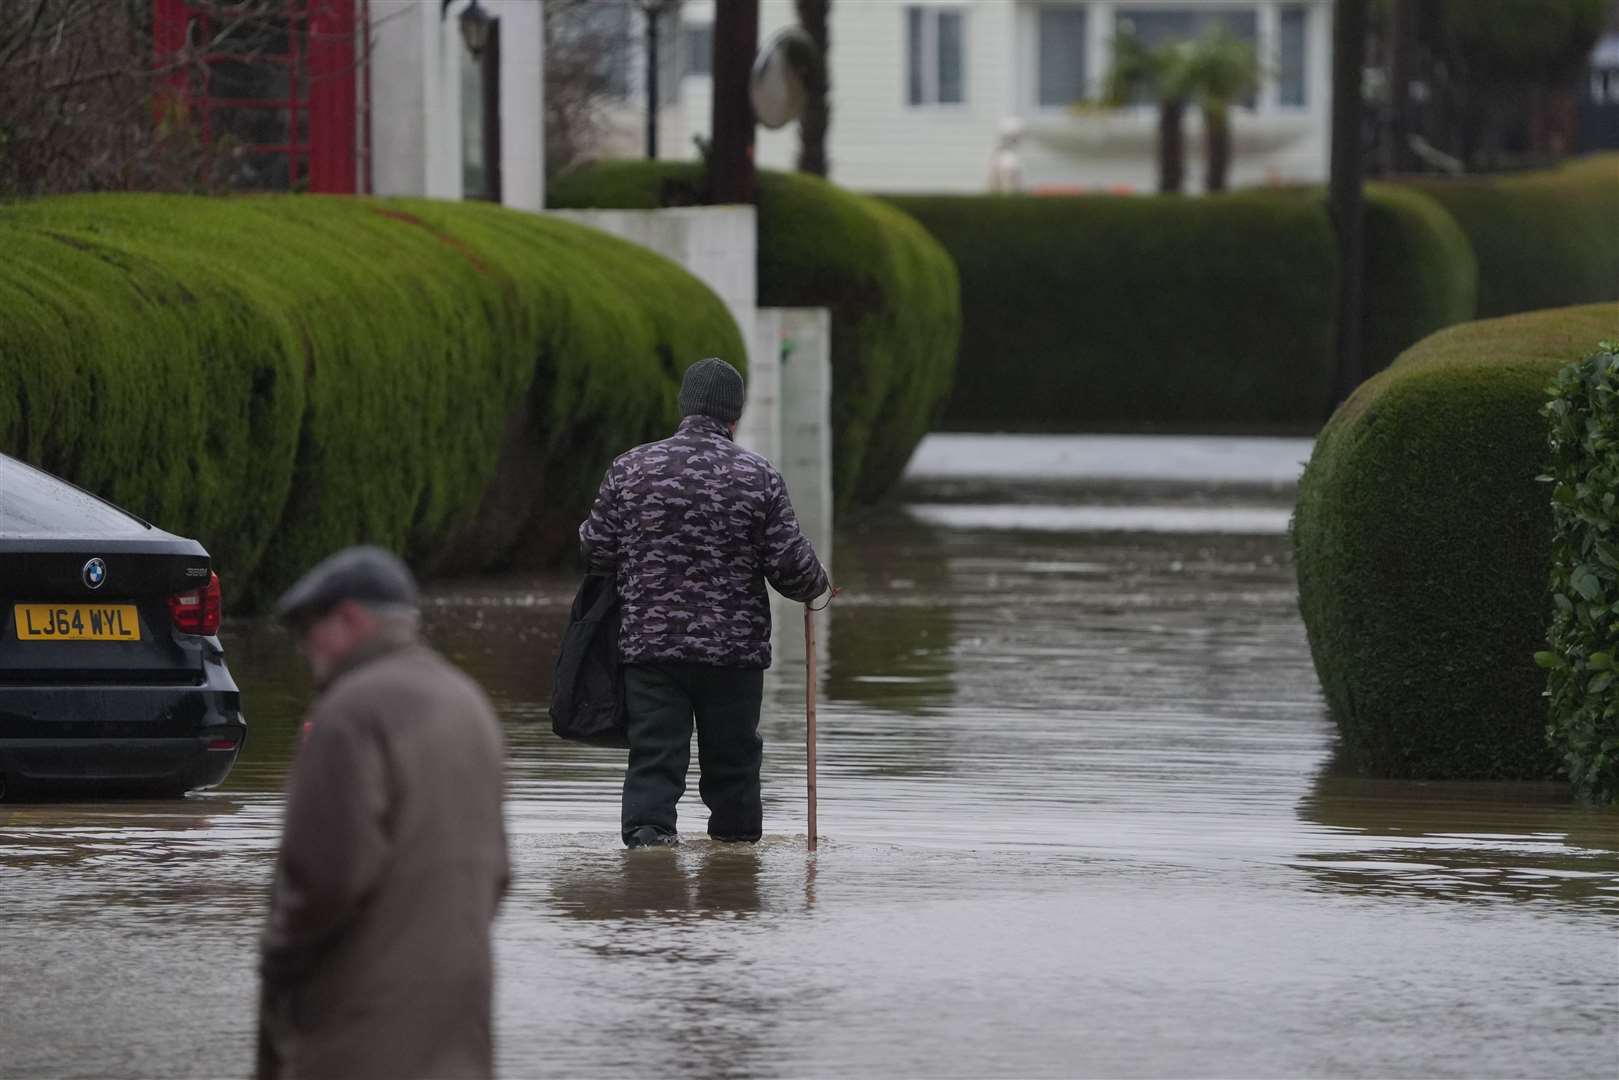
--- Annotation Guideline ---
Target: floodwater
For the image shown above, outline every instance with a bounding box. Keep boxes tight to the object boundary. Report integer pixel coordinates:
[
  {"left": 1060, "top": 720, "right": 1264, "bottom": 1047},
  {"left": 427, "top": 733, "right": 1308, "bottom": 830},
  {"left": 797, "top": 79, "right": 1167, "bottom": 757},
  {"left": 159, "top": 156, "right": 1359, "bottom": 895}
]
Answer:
[{"left": 3, "top": 435, "right": 1615, "bottom": 1079}]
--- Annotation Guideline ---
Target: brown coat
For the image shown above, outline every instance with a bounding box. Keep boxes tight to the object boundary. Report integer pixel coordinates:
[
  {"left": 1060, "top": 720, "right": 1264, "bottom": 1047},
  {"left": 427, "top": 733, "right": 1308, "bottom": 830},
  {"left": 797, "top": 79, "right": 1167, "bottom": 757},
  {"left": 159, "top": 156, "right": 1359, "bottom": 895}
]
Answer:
[{"left": 257, "top": 636, "right": 510, "bottom": 1080}]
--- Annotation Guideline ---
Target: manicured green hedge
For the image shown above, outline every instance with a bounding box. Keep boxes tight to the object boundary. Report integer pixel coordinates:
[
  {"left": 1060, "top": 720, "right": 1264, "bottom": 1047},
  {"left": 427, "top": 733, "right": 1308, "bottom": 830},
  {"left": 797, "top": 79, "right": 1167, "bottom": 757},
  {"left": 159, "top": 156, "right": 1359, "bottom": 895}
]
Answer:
[
  {"left": 1539, "top": 341, "right": 1619, "bottom": 804},
  {"left": 0, "top": 194, "right": 744, "bottom": 608},
  {"left": 885, "top": 191, "right": 1339, "bottom": 431},
  {"left": 1360, "top": 182, "right": 1479, "bottom": 377},
  {"left": 1293, "top": 302, "right": 1619, "bottom": 779},
  {"left": 1403, "top": 154, "right": 1619, "bottom": 320},
  {"left": 0, "top": 206, "right": 305, "bottom": 602},
  {"left": 548, "top": 163, "right": 961, "bottom": 506},
  {"left": 885, "top": 158, "right": 1614, "bottom": 432}
]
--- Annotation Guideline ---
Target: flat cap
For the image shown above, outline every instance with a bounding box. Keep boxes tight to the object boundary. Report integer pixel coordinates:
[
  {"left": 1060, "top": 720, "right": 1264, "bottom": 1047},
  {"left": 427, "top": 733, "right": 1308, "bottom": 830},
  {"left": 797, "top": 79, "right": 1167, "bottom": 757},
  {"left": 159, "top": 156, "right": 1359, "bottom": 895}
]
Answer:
[{"left": 274, "top": 545, "right": 419, "bottom": 625}]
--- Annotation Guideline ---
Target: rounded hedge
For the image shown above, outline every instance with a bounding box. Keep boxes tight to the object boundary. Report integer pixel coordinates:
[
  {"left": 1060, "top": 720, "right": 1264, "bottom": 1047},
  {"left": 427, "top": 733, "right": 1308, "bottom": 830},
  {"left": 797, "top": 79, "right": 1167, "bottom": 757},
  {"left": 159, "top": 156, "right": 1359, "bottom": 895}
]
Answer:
[
  {"left": 1403, "top": 154, "right": 1619, "bottom": 320},
  {"left": 0, "top": 194, "right": 744, "bottom": 609},
  {"left": 885, "top": 190, "right": 1339, "bottom": 432},
  {"left": 1293, "top": 302, "right": 1619, "bottom": 779},
  {"left": 547, "top": 162, "right": 961, "bottom": 507},
  {"left": 1359, "top": 182, "right": 1479, "bottom": 378},
  {"left": 1153, "top": 181, "right": 1479, "bottom": 383}
]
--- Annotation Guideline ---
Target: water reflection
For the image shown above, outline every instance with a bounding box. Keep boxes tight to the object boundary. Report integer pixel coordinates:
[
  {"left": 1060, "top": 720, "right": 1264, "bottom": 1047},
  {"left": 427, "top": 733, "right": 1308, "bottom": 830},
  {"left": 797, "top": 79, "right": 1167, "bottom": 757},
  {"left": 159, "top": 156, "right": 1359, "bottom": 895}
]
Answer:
[
  {"left": 0, "top": 793, "right": 273, "bottom": 938},
  {"left": 826, "top": 513, "right": 957, "bottom": 715},
  {"left": 219, "top": 615, "right": 310, "bottom": 793},
  {"left": 513, "top": 840, "right": 817, "bottom": 1080},
  {"left": 0, "top": 795, "right": 250, "bottom": 870},
  {"left": 549, "top": 844, "right": 766, "bottom": 922},
  {"left": 1295, "top": 767, "right": 1619, "bottom": 909}
]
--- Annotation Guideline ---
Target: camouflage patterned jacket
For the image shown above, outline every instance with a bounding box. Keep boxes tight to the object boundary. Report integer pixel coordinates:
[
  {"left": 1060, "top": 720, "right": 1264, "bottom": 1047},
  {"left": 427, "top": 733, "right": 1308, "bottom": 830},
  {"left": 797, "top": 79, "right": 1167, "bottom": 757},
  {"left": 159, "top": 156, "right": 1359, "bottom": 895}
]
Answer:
[{"left": 579, "top": 415, "right": 829, "bottom": 669}]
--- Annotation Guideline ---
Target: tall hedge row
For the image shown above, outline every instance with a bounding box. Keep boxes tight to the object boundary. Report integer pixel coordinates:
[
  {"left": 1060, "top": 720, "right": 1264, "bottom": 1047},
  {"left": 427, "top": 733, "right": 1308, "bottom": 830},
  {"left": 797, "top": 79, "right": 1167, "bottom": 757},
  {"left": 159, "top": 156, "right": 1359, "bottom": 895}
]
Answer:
[
  {"left": 1404, "top": 155, "right": 1619, "bottom": 320},
  {"left": 882, "top": 154, "right": 1612, "bottom": 432},
  {"left": 886, "top": 191, "right": 1339, "bottom": 431},
  {"left": 547, "top": 163, "right": 961, "bottom": 507},
  {"left": 1292, "top": 303, "right": 1619, "bottom": 779},
  {"left": 0, "top": 194, "right": 745, "bottom": 608}
]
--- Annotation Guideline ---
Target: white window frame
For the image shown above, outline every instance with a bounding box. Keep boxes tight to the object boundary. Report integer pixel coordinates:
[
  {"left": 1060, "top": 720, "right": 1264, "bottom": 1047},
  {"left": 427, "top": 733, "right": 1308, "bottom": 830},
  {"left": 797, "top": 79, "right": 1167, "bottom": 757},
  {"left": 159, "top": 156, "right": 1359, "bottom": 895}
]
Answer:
[
  {"left": 1031, "top": 1, "right": 1091, "bottom": 114},
  {"left": 1273, "top": 2, "right": 1312, "bottom": 112},
  {"left": 904, "top": 5, "right": 970, "bottom": 110},
  {"left": 681, "top": 20, "right": 714, "bottom": 81}
]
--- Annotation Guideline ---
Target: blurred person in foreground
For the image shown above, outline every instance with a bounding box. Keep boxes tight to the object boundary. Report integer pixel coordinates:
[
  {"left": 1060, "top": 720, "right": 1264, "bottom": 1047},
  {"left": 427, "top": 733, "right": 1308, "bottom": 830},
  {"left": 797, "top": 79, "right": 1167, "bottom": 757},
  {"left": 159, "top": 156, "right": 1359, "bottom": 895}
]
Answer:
[
  {"left": 256, "top": 547, "right": 509, "bottom": 1080},
  {"left": 580, "top": 357, "right": 830, "bottom": 848}
]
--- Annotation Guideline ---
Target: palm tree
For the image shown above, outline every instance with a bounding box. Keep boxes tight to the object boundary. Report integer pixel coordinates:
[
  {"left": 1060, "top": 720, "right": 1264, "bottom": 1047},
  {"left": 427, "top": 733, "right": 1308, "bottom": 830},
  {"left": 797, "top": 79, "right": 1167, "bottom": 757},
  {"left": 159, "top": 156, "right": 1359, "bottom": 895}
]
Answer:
[
  {"left": 1189, "top": 28, "right": 1260, "bottom": 193},
  {"left": 1104, "top": 26, "right": 1261, "bottom": 195},
  {"left": 1104, "top": 32, "right": 1200, "bottom": 194}
]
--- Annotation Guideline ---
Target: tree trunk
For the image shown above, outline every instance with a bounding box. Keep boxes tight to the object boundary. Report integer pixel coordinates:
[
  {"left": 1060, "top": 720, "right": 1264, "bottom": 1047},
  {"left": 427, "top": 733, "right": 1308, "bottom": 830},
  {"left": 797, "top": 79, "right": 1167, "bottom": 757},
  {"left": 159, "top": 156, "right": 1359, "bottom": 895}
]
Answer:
[
  {"left": 709, "top": 0, "right": 759, "bottom": 204},
  {"left": 1158, "top": 98, "right": 1187, "bottom": 194},
  {"left": 1329, "top": 0, "right": 1369, "bottom": 404},
  {"left": 795, "top": 0, "right": 831, "bottom": 177},
  {"left": 1203, "top": 105, "right": 1231, "bottom": 192},
  {"left": 645, "top": 6, "right": 660, "bottom": 159},
  {"left": 1387, "top": 0, "right": 1414, "bottom": 173}
]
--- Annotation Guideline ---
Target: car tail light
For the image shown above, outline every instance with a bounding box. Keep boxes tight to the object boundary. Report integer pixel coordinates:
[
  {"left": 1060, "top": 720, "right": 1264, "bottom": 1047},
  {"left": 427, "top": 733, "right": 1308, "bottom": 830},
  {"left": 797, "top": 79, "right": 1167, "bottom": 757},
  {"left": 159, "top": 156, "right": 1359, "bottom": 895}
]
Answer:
[{"left": 169, "top": 572, "right": 222, "bottom": 636}]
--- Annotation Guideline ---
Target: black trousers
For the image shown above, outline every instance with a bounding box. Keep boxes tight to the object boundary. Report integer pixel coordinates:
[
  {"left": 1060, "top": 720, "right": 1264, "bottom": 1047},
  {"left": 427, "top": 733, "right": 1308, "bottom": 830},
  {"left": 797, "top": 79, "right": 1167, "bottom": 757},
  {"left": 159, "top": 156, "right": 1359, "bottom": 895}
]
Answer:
[{"left": 621, "top": 663, "right": 765, "bottom": 842}]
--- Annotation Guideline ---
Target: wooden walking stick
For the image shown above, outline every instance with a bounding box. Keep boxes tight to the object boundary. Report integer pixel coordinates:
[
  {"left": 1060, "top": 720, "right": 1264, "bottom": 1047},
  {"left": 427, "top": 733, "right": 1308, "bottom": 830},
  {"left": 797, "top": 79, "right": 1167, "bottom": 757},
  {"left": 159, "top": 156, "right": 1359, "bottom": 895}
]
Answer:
[{"left": 804, "top": 604, "right": 819, "bottom": 852}]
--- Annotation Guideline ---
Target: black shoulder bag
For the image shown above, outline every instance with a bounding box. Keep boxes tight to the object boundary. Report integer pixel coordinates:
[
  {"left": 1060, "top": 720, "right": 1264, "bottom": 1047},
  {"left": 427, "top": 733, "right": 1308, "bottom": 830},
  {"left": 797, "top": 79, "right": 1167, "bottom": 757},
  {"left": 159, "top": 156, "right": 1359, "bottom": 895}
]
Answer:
[{"left": 548, "top": 572, "right": 629, "bottom": 748}]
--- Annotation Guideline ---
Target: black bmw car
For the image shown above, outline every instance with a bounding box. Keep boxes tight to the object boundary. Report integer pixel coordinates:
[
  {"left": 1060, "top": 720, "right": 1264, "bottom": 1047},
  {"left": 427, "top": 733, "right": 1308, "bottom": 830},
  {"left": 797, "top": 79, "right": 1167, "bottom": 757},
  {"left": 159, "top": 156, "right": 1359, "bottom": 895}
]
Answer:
[{"left": 0, "top": 452, "right": 245, "bottom": 798}]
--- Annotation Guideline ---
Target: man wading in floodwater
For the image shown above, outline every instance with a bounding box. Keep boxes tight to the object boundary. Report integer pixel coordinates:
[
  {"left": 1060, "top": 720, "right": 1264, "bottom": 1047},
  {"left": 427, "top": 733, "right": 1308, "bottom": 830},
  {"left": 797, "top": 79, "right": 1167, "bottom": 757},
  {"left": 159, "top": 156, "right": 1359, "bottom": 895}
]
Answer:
[{"left": 580, "top": 357, "right": 830, "bottom": 848}]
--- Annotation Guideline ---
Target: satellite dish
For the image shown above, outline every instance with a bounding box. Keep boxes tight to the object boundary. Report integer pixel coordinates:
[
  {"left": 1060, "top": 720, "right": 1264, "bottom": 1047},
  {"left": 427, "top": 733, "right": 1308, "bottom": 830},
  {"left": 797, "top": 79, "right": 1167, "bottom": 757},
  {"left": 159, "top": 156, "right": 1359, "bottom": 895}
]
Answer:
[{"left": 750, "top": 28, "right": 817, "bottom": 130}]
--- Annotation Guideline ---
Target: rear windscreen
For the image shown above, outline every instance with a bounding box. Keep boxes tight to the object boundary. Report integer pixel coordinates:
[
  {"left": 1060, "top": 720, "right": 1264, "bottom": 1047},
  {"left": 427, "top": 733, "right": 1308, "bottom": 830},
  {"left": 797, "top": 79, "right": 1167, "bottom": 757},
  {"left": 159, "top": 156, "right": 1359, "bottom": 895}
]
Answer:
[{"left": 0, "top": 457, "right": 151, "bottom": 538}]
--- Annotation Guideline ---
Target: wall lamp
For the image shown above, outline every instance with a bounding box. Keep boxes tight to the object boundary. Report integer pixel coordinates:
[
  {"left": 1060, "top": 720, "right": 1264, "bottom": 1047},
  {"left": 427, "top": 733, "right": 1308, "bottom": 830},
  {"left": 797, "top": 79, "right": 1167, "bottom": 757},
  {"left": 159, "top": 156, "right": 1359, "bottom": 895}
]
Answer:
[{"left": 441, "top": 0, "right": 496, "bottom": 60}]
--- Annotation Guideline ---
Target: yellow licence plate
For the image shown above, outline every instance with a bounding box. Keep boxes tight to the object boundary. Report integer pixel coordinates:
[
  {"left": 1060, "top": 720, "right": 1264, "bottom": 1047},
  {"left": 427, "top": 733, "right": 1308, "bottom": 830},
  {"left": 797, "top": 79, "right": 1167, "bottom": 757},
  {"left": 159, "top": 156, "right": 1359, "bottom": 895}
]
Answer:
[{"left": 14, "top": 604, "right": 141, "bottom": 642}]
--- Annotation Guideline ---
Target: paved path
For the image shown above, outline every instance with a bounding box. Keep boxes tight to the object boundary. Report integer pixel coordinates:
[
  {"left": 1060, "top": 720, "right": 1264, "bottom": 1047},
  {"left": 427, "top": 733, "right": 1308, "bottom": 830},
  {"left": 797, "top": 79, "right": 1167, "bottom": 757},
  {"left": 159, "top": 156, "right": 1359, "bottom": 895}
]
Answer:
[{"left": 905, "top": 434, "right": 1316, "bottom": 486}]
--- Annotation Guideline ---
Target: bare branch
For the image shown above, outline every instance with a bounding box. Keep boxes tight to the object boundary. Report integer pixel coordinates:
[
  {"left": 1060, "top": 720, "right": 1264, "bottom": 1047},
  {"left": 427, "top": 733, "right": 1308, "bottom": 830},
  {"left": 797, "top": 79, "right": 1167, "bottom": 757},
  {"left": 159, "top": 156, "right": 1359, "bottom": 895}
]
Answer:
[
  {"left": 0, "top": 0, "right": 57, "bottom": 69},
  {"left": 0, "top": 0, "right": 392, "bottom": 199},
  {"left": 41, "top": 63, "right": 137, "bottom": 93}
]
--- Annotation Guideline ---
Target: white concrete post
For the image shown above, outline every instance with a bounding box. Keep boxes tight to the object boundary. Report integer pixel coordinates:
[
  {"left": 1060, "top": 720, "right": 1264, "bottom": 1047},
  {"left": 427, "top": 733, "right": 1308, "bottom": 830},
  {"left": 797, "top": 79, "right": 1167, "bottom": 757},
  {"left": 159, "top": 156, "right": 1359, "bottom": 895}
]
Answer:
[
  {"left": 422, "top": 2, "right": 464, "bottom": 200},
  {"left": 1088, "top": 1, "right": 1115, "bottom": 103},
  {"left": 489, "top": 0, "right": 546, "bottom": 213},
  {"left": 766, "top": 307, "right": 833, "bottom": 671},
  {"left": 1309, "top": 0, "right": 1335, "bottom": 176},
  {"left": 368, "top": 0, "right": 464, "bottom": 199},
  {"left": 1258, "top": 1, "right": 1283, "bottom": 113},
  {"left": 738, "top": 309, "right": 782, "bottom": 464},
  {"left": 777, "top": 309, "right": 833, "bottom": 573},
  {"left": 367, "top": 0, "right": 426, "bottom": 197}
]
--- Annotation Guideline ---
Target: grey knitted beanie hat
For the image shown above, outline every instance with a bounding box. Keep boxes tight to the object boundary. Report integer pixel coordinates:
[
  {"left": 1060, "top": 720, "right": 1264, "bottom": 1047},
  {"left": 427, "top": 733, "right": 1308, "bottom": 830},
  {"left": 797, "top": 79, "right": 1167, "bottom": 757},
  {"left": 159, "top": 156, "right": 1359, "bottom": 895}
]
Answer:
[{"left": 678, "top": 357, "right": 745, "bottom": 423}]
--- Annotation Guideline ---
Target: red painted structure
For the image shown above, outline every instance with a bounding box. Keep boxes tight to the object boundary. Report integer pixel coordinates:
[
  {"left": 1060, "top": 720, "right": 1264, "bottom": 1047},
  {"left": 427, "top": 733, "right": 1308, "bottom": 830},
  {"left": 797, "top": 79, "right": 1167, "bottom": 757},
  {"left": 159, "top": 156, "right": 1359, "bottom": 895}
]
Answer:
[{"left": 152, "top": 0, "right": 362, "bottom": 193}]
